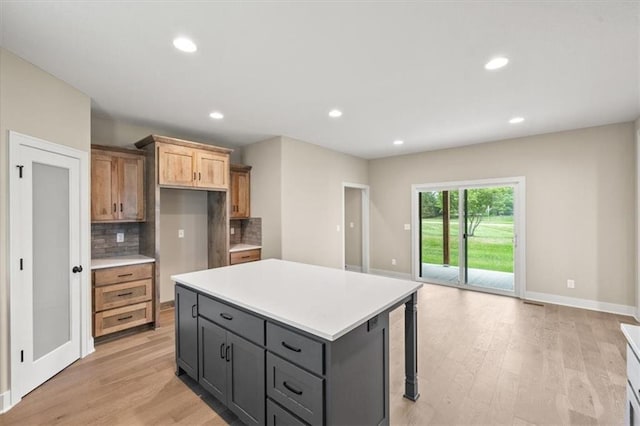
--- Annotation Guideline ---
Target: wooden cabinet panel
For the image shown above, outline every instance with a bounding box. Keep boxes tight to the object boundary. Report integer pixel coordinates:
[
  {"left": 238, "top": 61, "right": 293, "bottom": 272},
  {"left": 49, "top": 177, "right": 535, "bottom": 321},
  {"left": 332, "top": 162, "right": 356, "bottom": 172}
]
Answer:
[
  {"left": 94, "top": 279, "right": 152, "bottom": 311},
  {"left": 195, "top": 150, "right": 228, "bottom": 190},
  {"left": 94, "top": 263, "right": 153, "bottom": 286},
  {"left": 229, "top": 249, "right": 261, "bottom": 265},
  {"left": 91, "top": 153, "right": 118, "bottom": 221},
  {"left": 94, "top": 301, "right": 153, "bottom": 337},
  {"left": 230, "top": 165, "right": 250, "bottom": 219},
  {"left": 158, "top": 144, "right": 196, "bottom": 187},
  {"left": 176, "top": 285, "right": 199, "bottom": 380},
  {"left": 91, "top": 147, "right": 145, "bottom": 222}
]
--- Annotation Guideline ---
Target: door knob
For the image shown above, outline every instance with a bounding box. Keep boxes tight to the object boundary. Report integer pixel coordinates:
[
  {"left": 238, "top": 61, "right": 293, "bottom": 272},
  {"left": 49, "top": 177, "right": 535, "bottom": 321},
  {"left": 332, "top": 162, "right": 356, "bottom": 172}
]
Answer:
[{"left": 72, "top": 265, "right": 83, "bottom": 273}]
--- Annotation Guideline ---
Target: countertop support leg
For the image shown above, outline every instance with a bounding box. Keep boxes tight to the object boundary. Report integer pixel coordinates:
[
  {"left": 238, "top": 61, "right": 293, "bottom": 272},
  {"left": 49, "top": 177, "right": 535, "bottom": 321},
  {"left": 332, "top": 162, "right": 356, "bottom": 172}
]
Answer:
[{"left": 403, "top": 291, "right": 420, "bottom": 401}]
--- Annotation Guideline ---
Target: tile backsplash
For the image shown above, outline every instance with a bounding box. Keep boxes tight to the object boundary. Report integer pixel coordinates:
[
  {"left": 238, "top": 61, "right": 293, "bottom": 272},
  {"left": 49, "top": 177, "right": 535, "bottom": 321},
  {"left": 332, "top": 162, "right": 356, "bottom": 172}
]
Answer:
[
  {"left": 91, "top": 223, "right": 140, "bottom": 258},
  {"left": 230, "top": 218, "right": 262, "bottom": 246}
]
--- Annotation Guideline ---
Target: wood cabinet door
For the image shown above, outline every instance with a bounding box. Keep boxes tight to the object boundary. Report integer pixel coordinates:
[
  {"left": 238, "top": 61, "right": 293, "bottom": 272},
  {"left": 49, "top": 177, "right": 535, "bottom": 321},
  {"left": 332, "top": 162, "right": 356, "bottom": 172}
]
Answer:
[
  {"left": 118, "top": 156, "right": 145, "bottom": 221},
  {"left": 227, "top": 332, "right": 265, "bottom": 426},
  {"left": 195, "top": 150, "right": 228, "bottom": 190},
  {"left": 91, "top": 153, "right": 118, "bottom": 221},
  {"left": 158, "top": 144, "right": 195, "bottom": 187},
  {"left": 230, "top": 170, "right": 250, "bottom": 218}
]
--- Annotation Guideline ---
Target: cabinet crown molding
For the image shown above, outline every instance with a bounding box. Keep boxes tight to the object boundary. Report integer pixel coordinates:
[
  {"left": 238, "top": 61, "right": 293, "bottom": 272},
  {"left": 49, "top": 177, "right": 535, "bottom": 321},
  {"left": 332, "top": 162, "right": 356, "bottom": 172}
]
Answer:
[{"left": 134, "top": 134, "right": 233, "bottom": 155}]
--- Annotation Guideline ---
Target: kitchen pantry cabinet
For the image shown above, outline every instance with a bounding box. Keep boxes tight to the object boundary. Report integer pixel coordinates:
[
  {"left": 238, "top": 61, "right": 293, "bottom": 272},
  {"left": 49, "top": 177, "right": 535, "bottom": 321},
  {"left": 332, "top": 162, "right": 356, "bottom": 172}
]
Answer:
[
  {"left": 93, "top": 262, "right": 154, "bottom": 337},
  {"left": 175, "top": 285, "right": 265, "bottom": 426},
  {"left": 91, "top": 146, "right": 145, "bottom": 222},
  {"left": 157, "top": 142, "right": 229, "bottom": 190},
  {"left": 230, "top": 164, "right": 251, "bottom": 219}
]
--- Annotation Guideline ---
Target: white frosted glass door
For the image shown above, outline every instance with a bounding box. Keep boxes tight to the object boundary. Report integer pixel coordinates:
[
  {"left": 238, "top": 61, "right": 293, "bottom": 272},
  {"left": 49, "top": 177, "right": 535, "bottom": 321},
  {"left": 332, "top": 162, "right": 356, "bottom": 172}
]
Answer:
[{"left": 32, "top": 163, "right": 71, "bottom": 360}]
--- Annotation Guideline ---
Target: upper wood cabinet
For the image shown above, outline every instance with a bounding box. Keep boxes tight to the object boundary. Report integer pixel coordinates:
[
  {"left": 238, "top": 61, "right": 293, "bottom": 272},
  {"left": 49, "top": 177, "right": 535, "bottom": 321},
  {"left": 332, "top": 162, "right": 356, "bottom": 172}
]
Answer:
[
  {"left": 230, "top": 164, "right": 251, "bottom": 219},
  {"left": 91, "top": 146, "right": 145, "bottom": 222},
  {"left": 141, "top": 136, "right": 230, "bottom": 190}
]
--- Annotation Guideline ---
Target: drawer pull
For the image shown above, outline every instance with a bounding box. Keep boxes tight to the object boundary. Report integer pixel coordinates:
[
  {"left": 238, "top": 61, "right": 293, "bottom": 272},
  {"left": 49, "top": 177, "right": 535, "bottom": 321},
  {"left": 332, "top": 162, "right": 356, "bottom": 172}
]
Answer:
[
  {"left": 117, "top": 292, "right": 133, "bottom": 297},
  {"left": 281, "top": 341, "right": 302, "bottom": 353},
  {"left": 241, "top": 255, "right": 251, "bottom": 259},
  {"left": 117, "top": 273, "right": 133, "bottom": 278},
  {"left": 118, "top": 315, "right": 133, "bottom": 321},
  {"left": 220, "top": 343, "right": 226, "bottom": 359},
  {"left": 225, "top": 345, "right": 231, "bottom": 362},
  {"left": 283, "top": 381, "right": 303, "bottom": 395},
  {"left": 220, "top": 313, "right": 233, "bottom": 321}
]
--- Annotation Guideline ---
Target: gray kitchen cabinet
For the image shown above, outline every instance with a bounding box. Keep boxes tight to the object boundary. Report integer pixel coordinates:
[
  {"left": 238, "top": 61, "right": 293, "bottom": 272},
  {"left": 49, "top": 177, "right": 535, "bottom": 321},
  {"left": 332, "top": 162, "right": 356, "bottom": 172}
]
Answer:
[{"left": 175, "top": 285, "right": 198, "bottom": 381}]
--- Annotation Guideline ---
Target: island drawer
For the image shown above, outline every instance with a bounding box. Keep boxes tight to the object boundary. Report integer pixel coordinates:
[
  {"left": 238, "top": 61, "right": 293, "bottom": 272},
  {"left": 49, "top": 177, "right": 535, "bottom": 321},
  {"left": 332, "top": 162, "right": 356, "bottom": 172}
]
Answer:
[
  {"left": 267, "top": 399, "right": 309, "bottom": 426},
  {"left": 94, "top": 301, "right": 153, "bottom": 337},
  {"left": 198, "top": 295, "right": 264, "bottom": 345},
  {"left": 266, "top": 352, "right": 324, "bottom": 426},
  {"left": 267, "top": 322, "right": 324, "bottom": 376},
  {"left": 230, "top": 249, "right": 261, "bottom": 265},
  {"left": 94, "top": 263, "right": 153, "bottom": 286},
  {"left": 94, "top": 279, "right": 152, "bottom": 311}
]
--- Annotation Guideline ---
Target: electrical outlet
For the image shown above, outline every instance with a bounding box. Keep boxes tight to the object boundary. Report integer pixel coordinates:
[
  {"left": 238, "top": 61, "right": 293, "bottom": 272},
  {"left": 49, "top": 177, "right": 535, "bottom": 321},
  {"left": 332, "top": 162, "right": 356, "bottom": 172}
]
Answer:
[
  {"left": 567, "top": 279, "right": 575, "bottom": 289},
  {"left": 230, "top": 227, "right": 235, "bottom": 235},
  {"left": 116, "top": 232, "right": 124, "bottom": 243},
  {"left": 350, "top": 222, "right": 354, "bottom": 228},
  {"left": 404, "top": 224, "right": 411, "bottom": 230},
  {"left": 391, "top": 259, "right": 397, "bottom": 266},
  {"left": 336, "top": 225, "right": 340, "bottom": 232},
  {"left": 178, "top": 229, "right": 185, "bottom": 238}
]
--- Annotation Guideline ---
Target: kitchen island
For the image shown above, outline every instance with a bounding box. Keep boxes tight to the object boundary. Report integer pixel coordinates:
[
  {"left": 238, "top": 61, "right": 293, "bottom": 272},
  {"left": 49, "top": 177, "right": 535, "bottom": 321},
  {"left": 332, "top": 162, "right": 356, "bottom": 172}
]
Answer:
[{"left": 172, "top": 259, "right": 422, "bottom": 425}]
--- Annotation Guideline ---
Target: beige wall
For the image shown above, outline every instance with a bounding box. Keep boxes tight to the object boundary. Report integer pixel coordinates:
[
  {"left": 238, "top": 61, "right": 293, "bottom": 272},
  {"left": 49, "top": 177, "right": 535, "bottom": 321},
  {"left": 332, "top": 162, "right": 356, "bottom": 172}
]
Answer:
[
  {"left": 369, "top": 122, "right": 636, "bottom": 306},
  {"left": 243, "top": 137, "right": 283, "bottom": 259},
  {"left": 0, "top": 48, "right": 91, "bottom": 394},
  {"left": 159, "top": 189, "right": 209, "bottom": 303},
  {"left": 280, "top": 137, "right": 368, "bottom": 269},
  {"left": 345, "top": 188, "right": 363, "bottom": 267}
]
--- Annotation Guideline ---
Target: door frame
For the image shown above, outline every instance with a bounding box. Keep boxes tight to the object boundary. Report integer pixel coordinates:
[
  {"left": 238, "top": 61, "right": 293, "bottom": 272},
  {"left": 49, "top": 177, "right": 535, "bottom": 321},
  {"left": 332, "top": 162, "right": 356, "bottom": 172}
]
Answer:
[
  {"left": 341, "top": 183, "right": 370, "bottom": 273},
  {"left": 8, "top": 131, "right": 92, "bottom": 407},
  {"left": 411, "top": 176, "right": 526, "bottom": 298}
]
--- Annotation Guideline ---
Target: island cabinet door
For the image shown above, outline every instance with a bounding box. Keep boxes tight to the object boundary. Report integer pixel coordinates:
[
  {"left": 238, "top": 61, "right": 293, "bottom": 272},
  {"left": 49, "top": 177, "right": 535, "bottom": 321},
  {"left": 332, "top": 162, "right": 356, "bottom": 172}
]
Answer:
[
  {"left": 227, "top": 332, "right": 266, "bottom": 426},
  {"left": 175, "top": 286, "right": 198, "bottom": 380},
  {"left": 199, "top": 318, "right": 228, "bottom": 402}
]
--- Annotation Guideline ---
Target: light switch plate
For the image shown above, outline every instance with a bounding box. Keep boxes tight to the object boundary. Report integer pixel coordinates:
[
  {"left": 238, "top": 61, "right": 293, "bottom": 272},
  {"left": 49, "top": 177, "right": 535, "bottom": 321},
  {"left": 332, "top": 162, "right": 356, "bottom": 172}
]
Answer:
[
  {"left": 404, "top": 224, "right": 411, "bottom": 230},
  {"left": 178, "top": 229, "right": 185, "bottom": 238},
  {"left": 116, "top": 232, "right": 124, "bottom": 243},
  {"left": 230, "top": 227, "right": 235, "bottom": 235}
]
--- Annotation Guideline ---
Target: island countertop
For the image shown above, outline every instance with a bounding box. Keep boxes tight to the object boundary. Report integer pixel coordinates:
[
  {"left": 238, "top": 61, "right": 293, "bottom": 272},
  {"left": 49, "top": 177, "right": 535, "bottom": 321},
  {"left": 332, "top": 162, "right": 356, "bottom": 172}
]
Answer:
[{"left": 172, "top": 259, "right": 422, "bottom": 341}]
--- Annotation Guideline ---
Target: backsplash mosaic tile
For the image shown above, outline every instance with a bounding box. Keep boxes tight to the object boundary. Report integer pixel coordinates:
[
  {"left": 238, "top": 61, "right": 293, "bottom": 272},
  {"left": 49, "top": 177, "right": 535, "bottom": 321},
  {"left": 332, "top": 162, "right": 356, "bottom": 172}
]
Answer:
[
  {"left": 91, "top": 222, "right": 140, "bottom": 258},
  {"left": 230, "top": 218, "right": 262, "bottom": 246}
]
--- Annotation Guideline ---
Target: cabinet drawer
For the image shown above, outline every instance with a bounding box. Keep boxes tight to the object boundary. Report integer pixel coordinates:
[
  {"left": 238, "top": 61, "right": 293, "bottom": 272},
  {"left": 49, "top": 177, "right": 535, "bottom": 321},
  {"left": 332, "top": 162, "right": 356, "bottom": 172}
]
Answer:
[
  {"left": 198, "top": 295, "right": 264, "bottom": 345},
  {"left": 629, "top": 345, "right": 640, "bottom": 395},
  {"left": 267, "top": 399, "right": 309, "bottom": 426},
  {"left": 267, "top": 322, "right": 324, "bottom": 376},
  {"left": 94, "top": 263, "right": 153, "bottom": 286},
  {"left": 266, "top": 353, "right": 324, "bottom": 426},
  {"left": 230, "top": 249, "right": 261, "bottom": 265},
  {"left": 94, "top": 301, "right": 153, "bottom": 337},
  {"left": 94, "top": 279, "right": 152, "bottom": 311}
]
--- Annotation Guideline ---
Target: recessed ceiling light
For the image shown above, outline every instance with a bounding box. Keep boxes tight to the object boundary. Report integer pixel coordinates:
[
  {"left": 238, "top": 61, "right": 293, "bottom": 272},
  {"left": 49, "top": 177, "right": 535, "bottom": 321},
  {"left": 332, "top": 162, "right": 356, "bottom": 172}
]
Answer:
[
  {"left": 173, "top": 37, "right": 197, "bottom": 53},
  {"left": 509, "top": 116, "right": 525, "bottom": 124},
  {"left": 209, "top": 111, "right": 224, "bottom": 120},
  {"left": 485, "top": 57, "right": 509, "bottom": 70},
  {"left": 328, "top": 109, "right": 343, "bottom": 118},
  {"left": 393, "top": 140, "right": 404, "bottom": 146}
]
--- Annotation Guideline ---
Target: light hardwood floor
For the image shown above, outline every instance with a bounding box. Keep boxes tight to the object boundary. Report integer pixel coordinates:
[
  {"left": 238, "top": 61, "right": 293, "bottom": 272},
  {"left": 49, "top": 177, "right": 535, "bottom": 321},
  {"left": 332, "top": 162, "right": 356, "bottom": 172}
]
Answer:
[{"left": 1, "top": 283, "right": 634, "bottom": 425}]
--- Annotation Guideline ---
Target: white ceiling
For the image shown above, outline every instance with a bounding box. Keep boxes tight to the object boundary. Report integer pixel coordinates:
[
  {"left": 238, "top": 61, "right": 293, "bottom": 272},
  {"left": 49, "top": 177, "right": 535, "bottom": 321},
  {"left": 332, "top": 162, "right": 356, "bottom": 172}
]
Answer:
[{"left": 1, "top": 2, "right": 639, "bottom": 159}]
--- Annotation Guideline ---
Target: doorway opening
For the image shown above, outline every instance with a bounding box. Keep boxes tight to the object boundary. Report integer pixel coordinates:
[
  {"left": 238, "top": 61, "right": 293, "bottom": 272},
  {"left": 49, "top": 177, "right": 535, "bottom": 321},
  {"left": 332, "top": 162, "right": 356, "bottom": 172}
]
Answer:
[
  {"left": 411, "top": 177, "right": 525, "bottom": 297},
  {"left": 342, "top": 183, "right": 370, "bottom": 273}
]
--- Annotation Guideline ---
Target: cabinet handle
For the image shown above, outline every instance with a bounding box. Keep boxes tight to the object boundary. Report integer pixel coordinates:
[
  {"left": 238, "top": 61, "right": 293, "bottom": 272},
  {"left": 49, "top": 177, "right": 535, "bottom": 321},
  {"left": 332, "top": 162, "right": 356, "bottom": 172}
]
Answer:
[
  {"left": 220, "top": 343, "right": 226, "bottom": 359},
  {"left": 117, "top": 292, "right": 133, "bottom": 297},
  {"left": 281, "top": 341, "right": 302, "bottom": 353},
  {"left": 193, "top": 172, "right": 196, "bottom": 180},
  {"left": 117, "top": 315, "right": 133, "bottom": 321},
  {"left": 241, "top": 255, "right": 251, "bottom": 259},
  {"left": 120, "top": 203, "right": 123, "bottom": 212},
  {"left": 225, "top": 345, "right": 231, "bottom": 362},
  {"left": 113, "top": 203, "right": 117, "bottom": 212},
  {"left": 117, "top": 273, "right": 133, "bottom": 277},
  {"left": 220, "top": 313, "right": 233, "bottom": 321},
  {"left": 199, "top": 172, "right": 201, "bottom": 181},
  {"left": 283, "top": 381, "right": 303, "bottom": 395},
  {"left": 191, "top": 304, "right": 197, "bottom": 318}
]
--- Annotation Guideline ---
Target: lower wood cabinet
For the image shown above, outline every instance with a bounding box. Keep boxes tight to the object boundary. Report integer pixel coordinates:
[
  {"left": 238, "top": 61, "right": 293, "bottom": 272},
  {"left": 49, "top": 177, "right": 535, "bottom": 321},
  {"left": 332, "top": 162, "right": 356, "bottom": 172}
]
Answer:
[
  {"left": 229, "top": 248, "right": 261, "bottom": 265},
  {"left": 93, "top": 263, "right": 154, "bottom": 337}
]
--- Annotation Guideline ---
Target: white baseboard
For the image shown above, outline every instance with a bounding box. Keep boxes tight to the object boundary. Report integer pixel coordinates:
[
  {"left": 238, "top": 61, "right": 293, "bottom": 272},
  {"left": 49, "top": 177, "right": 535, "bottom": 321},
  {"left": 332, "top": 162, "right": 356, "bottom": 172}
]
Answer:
[
  {"left": 370, "top": 268, "right": 412, "bottom": 280},
  {"left": 0, "top": 390, "right": 12, "bottom": 414},
  {"left": 525, "top": 291, "right": 637, "bottom": 318}
]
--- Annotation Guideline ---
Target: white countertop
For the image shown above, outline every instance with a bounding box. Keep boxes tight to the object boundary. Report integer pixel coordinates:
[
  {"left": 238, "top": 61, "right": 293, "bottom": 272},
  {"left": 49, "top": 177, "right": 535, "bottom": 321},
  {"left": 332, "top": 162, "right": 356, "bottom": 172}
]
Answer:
[
  {"left": 172, "top": 259, "right": 422, "bottom": 341},
  {"left": 91, "top": 255, "right": 155, "bottom": 270},
  {"left": 229, "top": 243, "right": 262, "bottom": 253},
  {"left": 622, "top": 323, "right": 640, "bottom": 355}
]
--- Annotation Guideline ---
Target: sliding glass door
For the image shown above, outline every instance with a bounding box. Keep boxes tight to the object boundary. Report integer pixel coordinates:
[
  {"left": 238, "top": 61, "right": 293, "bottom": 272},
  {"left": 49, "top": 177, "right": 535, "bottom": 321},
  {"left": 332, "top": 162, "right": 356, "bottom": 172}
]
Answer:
[{"left": 418, "top": 180, "right": 519, "bottom": 295}]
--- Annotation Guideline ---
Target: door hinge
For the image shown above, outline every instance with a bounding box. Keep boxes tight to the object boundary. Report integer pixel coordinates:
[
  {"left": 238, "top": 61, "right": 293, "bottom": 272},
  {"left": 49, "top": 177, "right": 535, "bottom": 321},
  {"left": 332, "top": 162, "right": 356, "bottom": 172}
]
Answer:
[
  {"left": 16, "top": 165, "right": 24, "bottom": 178},
  {"left": 19, "top": 258, "right": 23, "bottom": 270},
  {"left": 20, "top": 350, "right": 24, "bottom": 363}
]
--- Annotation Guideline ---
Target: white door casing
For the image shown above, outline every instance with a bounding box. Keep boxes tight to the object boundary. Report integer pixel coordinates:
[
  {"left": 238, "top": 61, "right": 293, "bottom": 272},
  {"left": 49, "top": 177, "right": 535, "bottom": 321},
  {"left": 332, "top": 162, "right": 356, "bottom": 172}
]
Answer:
[
  {"left": 9, "top": 131, "right": 92, "bottom": 407},
  {"left": 342, "top": 183, "right": 370, "bottom": 273}
]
